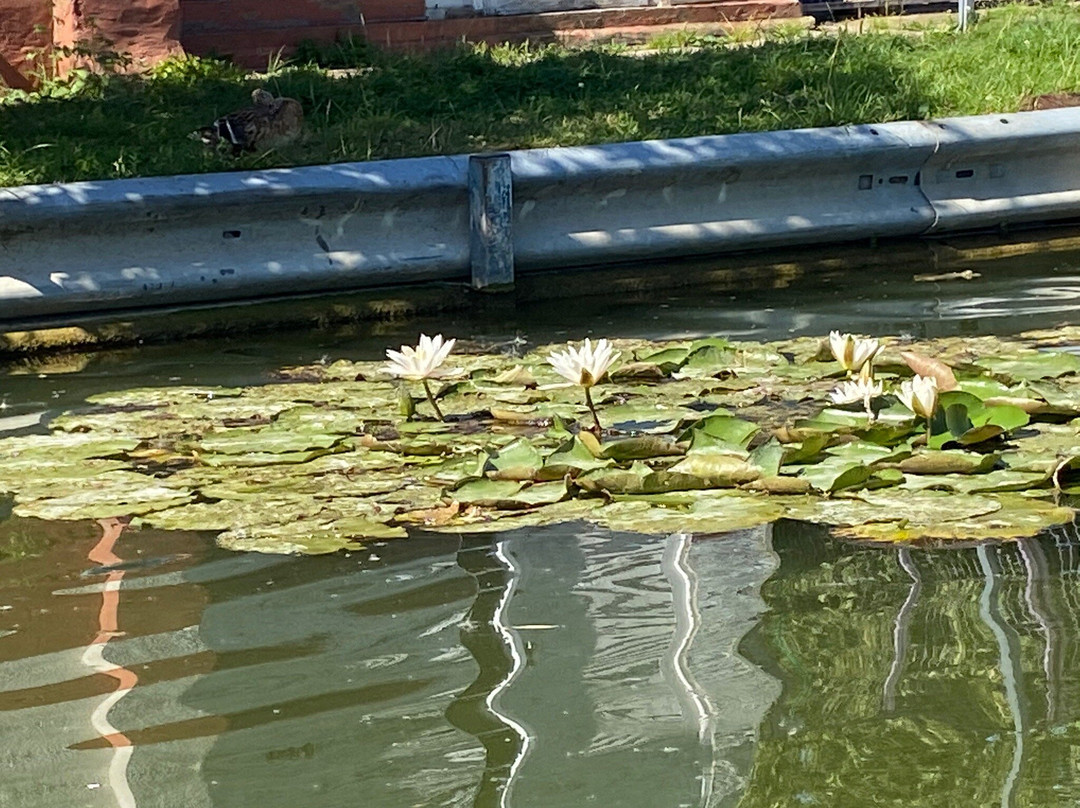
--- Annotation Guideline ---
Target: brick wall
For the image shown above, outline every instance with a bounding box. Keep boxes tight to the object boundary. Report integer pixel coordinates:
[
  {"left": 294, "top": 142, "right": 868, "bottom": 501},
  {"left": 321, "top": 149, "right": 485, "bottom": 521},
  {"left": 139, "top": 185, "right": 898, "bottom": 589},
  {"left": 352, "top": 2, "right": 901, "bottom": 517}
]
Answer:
[
  {"left": 0, "top": 0, "right": 182, "bottom": 88},
  {"left": 0, "top": 0, "right": 801, "bottom": 83},
  {"left": 0, "top": 0, "right": 51, "bottom": 89},
  {"left": 177, "top": 0, "right": 425, "bottom": 66}
]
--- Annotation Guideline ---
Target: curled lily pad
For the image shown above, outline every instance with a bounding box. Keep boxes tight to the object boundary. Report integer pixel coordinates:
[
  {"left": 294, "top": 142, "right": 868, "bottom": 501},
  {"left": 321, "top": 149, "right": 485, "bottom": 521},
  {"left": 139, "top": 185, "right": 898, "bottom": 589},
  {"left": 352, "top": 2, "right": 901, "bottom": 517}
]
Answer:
[
  {"left": 598, "top": 435, "right": 685, "bottom": 461},
  {"left": 577, "top": 462, "right": 708, "bottom": 495},
  {"left": 542, "top": 436, "right": 614, "bottom": 476},
  {"left": 896, "top": 450, "right": 998, "bottom": 475}
]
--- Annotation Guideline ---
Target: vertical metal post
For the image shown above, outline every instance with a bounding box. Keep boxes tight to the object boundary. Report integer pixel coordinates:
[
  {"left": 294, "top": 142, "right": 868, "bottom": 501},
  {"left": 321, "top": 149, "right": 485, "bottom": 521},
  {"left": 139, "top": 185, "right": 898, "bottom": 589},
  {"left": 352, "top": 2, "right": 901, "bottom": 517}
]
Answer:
[
  {"left": 468, "top": 153, "right": 514, "bottom": 290},
  {"left": 958, "top": 0, "right": 970, "bottom": 31}
]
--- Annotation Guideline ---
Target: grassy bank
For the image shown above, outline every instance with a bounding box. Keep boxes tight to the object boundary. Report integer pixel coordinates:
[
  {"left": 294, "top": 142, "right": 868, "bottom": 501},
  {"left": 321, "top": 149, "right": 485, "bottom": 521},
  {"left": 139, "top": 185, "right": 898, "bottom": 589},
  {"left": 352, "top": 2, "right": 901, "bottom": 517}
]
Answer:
[{"left": 1, "top": 2, "right": 1079, "bottom": 187}]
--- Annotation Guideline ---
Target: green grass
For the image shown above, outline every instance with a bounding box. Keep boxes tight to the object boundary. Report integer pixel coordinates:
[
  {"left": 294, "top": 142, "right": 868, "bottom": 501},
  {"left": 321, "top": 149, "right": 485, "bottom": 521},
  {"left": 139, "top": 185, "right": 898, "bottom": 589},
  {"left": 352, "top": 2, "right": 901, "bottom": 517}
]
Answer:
[{"left": 2, "top": 2, "right": 1080, "bottom": 187}]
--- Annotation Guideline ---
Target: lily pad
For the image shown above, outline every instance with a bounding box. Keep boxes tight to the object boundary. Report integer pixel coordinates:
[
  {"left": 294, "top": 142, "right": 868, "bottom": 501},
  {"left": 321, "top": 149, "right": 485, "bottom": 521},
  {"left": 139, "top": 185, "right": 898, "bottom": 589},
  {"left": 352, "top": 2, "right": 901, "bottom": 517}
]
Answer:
[
  {"left": 5, "top": 332, "right": 1080, "bottom": 551},
  {"left": 668, "top": 448, "right": 762, "bottom": 487},
  {"left": 594, "top": 493, "right": 785, "bottom": 536},
  {"left": 975, "top": 352, "right": 1080, "bottom": 383},
  {"left": 836, "top": 494, "right": 1075, "bottom": 541},
  {"left": 543, "top": 436, "right": 615, "bottom": 476},
  {"left": 218, "top": 517, "right": 405, "bottom": 555}
]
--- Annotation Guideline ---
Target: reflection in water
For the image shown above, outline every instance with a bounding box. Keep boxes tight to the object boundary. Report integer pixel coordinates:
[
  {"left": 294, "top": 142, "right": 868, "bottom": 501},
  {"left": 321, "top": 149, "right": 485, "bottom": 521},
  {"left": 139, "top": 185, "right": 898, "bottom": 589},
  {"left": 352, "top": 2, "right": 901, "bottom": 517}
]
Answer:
[
  {"left": 9, "top": 517, "right": 1080, "bottom": 805},
  {"left": 81, "top": 517, "right": 137, "bottom": 808},
  {"left": 977, "top": 544, "right": 1025, "bottom": 808},
  {"left": 882, "top": 547, "right": 921, "bottom": 713},
  {"left": 660, "top": 532, "right": 717, "bottom": 807},
  {"left": 740, "top": 520, "right": 1080, "bottom": 808},
  {"left": 446, "top": 536, "right": 531, "bottom": 807}
]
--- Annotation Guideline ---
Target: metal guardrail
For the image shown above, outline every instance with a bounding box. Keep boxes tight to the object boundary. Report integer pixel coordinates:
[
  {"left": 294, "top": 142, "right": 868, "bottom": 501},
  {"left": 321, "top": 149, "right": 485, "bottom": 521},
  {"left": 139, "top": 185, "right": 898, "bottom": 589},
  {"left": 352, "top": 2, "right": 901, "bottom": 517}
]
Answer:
[
  {"left": 0, "top": 156, "right": 472, "bottom": 318},
  {"left": 1, "top": 108, "right": 1079, "bottom": 322}
]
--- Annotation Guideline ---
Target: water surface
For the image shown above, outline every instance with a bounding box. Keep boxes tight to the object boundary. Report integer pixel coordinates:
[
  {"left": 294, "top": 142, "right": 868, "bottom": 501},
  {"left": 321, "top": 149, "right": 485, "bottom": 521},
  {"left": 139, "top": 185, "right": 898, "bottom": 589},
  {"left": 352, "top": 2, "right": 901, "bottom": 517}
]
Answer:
[{"left": 5, "top": 245, "right": 1080, "bottom": 806}]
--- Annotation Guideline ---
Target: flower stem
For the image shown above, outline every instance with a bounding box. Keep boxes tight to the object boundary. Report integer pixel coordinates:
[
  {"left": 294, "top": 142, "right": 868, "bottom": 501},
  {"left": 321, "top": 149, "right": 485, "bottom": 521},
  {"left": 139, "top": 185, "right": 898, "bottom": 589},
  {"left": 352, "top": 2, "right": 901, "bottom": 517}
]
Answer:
[
  {"left": 584, "top": 386, "right": 602, "bottom": 435},
  {"left": 422, "top": 379, "right": 445, "bottom": 421},
  {"left": 925, "top": 421, "right": 932, "bottom": 447}
]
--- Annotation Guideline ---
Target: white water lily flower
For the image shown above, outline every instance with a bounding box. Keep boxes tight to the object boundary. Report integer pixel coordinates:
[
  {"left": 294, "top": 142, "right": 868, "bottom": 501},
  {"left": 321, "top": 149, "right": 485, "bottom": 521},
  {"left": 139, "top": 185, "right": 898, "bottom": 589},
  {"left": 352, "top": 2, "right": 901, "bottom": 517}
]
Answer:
[
  {"left": 385, "top": 333, "right": 456, "bottom": 381},
  {"left": 829, "top": 331, "right": 881, "bottom": 375},
  {"left": 830, "top": 377, "right": 883, "bottom": 406},
  {"left": 897, "top": 374, "right": 939, "bottom": 419},
  {"left": 547, "top": 338, "right": 620, "bottom": 388},
  {"left": 831, "top": 376, "right": 883, "bottom": 424}
]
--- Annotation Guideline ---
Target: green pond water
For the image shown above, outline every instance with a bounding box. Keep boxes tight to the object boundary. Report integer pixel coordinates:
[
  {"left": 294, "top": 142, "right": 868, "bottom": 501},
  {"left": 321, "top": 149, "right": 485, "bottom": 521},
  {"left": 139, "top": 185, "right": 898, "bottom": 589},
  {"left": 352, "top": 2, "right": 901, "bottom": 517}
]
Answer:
[{"left": 4, "top": 245, "right": 1080, "bottom": 806}]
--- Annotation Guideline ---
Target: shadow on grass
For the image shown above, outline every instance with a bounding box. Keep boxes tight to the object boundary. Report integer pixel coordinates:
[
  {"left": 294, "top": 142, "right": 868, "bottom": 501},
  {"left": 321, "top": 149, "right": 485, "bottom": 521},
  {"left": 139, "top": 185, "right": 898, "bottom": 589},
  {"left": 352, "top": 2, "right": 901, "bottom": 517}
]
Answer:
[{"left": 0, "top": 2, "right": 1077, "bottom": 185}]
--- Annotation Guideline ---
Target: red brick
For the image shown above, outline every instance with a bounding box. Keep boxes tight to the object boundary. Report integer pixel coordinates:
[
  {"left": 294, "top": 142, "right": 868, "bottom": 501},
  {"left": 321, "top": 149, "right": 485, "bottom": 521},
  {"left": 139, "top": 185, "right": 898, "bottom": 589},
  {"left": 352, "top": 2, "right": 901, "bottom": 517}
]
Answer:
[
  {"left": 358, "top": 0, "right": 425, "bottom": 23},
  {"left": 0, "top": 0, "right": 50, "bottom": 83}
]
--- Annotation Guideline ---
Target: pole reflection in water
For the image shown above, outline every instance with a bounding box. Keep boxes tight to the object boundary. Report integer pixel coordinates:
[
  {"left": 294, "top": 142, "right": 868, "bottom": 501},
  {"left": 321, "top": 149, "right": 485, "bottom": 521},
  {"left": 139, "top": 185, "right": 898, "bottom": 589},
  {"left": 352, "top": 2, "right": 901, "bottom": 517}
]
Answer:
[
  {"left": 446, "top": 535, "right": 531, "bottom": 808},
  {"left": 445, "top": 522, "right": 780, "bottom": 808},
  {"left": 82, "top": 517, "right": 138, "bottom": 808},
  {"left": 660, "top": 532, "right": 717, "bottom": 807},
  {"left": 882, "top": 547, "right": 921, "bottom": 713},
  {"left": 1017, "top": 538, "right": 1057, "bottom": 725},
  {"left": 739, "top": 520, "right": 1080, "bottom": 808},
  {"left": 976, "top": 544, "right": 1025, "bottom": 808}
]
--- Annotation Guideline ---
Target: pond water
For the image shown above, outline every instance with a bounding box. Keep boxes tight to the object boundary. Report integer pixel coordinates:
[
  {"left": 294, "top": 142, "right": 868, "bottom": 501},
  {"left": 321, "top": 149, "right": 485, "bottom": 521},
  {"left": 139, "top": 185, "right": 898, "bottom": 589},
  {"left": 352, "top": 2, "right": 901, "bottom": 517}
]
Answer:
[{"left": 5, "top": 242, "right": 1080, "bottom": 807}]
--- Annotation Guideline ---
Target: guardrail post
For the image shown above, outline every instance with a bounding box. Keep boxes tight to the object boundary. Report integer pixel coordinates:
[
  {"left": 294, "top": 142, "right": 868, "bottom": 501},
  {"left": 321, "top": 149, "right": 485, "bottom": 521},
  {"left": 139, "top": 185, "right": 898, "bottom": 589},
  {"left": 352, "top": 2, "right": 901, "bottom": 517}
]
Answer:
[{"left": 468, "top": 153, "right": 514, "bottom": 290}]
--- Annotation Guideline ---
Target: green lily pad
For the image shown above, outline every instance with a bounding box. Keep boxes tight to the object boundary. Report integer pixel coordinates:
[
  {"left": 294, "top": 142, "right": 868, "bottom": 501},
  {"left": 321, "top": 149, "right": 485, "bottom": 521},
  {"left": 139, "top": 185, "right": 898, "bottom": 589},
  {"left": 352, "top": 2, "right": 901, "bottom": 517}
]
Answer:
[
  {"left": 896, "top": 450, "right": 998, "bottom": 475},
  {"left": 668, "top": 448, "right": 761, "bottom": 487},
  {"left": 975, "top": 351, "right": 1080, "bottom": 383},
  {"left": 797, "top": 457, "right": 875, "bottom": 494},
  {"left": 218, "top": 517, "right": 405, "bottom": 555},
  {"left": 750, "top": 440, "right": 785, "bottom": 477},
  {"left": 899, "top": 468, "right": 1049, "bottom": 494},
  {"left": 450, "top": 478, "right": 525, "bottom": 507},
  {"left": 542, "top": 436, "right": 614, "bottom": 476},
  {"left": 836, "top": 493, "right": 1075, "bottom": 541},
  {"left": 594, "top": 493, "right": 785, "bottom": 536},
  {"left": 598, "top": 435, "right": 685, "bottom": 461},
  {"left": 684, "top": 413, "right": 760, "bottom": 451},
  {"left": 489, "top": 438, "right": 544, "bottom": 480},
  {"left": 783, "top": 489, "right": 1000, "bottom": 527},
  {"left": 13, "top": 474, "right": 191, "bottom": 521}
]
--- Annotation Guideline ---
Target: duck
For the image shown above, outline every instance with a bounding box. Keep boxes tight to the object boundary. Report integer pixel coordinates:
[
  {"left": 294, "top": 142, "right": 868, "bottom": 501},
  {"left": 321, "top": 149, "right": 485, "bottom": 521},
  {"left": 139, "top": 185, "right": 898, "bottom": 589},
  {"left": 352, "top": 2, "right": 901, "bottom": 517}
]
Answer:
[
  {"left": 194, "top": 88, "right": 303, "bottom": 154},
  {"left": 1020, "top": 91, "right": 1080, "bottom": 111}
]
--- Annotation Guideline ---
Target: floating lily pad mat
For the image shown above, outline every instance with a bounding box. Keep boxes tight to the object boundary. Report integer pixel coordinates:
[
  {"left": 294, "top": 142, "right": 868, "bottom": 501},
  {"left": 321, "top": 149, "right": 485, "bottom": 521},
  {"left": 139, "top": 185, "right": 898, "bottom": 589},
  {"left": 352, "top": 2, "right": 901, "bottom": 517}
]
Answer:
[{"left": 5, "top": 330, "right": 1080, "bottom": 554}]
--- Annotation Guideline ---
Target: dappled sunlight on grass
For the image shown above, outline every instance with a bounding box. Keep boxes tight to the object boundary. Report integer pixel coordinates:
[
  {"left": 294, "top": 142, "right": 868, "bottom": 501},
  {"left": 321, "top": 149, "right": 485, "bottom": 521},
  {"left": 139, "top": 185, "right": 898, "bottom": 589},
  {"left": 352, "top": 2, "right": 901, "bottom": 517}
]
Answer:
[{"left": 1, "top": 2, "right": 1079, "bottom": 185}]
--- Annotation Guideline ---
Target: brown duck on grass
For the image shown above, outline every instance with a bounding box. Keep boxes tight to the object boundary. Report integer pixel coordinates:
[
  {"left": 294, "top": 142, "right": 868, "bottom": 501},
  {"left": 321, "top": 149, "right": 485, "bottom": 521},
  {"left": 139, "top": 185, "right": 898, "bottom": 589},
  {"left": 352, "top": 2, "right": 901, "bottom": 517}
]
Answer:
[
  {"left": 194, "top": 88, "right": 303, "bottom": 154},
  {"left": 1020, "top": 91, "right": 1080, "bottom": 111}
]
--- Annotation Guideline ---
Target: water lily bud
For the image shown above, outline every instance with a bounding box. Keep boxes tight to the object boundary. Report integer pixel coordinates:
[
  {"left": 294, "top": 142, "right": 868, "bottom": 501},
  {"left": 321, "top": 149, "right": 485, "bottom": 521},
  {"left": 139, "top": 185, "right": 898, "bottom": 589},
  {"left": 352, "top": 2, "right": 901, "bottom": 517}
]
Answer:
[{"left": 829, "top": 331, "right": 881, "bottom": 375}]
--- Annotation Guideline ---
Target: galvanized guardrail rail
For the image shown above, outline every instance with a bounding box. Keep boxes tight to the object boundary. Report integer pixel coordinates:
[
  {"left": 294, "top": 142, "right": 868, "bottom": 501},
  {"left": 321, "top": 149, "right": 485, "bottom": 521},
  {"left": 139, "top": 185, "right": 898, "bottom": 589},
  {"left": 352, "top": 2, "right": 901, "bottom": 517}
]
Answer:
[{"left": 2, "top": 108, "right": 1079, "bottom": 323}]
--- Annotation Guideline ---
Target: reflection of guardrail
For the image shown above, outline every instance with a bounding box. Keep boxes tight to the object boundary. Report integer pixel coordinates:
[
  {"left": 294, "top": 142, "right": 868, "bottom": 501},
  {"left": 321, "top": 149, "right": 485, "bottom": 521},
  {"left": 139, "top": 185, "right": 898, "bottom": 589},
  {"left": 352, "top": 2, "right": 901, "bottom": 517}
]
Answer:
[{"left": 2, "top": 108, "right": 1080, "bottom": 322}]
